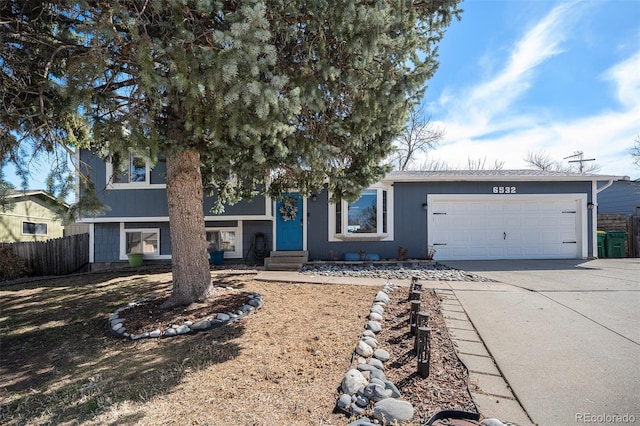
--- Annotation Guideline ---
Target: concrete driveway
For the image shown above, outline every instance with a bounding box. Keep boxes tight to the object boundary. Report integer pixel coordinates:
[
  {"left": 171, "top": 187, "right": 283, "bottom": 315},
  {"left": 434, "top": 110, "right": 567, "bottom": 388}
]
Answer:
[{"left": 443, "top": 259, "right": 640, "bottom": 426}]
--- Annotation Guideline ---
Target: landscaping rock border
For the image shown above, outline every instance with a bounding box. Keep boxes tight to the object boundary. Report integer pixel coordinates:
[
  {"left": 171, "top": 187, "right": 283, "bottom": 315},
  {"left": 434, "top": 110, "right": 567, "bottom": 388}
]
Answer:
[
  {"left": 107, "top": 287, "right": 263, "bottom": 340},
  {"left": 301, "top": 262, "right": 495, "bottom": 282},
  {"left": 336, "top": 283, "right": 416, "bottom": 425}
]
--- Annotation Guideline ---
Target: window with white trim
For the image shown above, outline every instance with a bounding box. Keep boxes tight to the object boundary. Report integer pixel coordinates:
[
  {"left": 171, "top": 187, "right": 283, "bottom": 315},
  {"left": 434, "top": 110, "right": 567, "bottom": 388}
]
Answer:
[
  {"left": 329, "top": 185, "right": 393, "bottom": 241},
  {"left": 22, "top": 221, "right": 48, "bottom": 236},
  {"left": 124, "top": 229, "right": 160, "bottom": 256},
  {"left": 115, "top": 155, "right": 147, "bottom": 184},
  {"left": 206, "top": 227, "right": 241, "bottom": 258},
  {"left": 106, "top": 154, "right": 165, "bottom": 189}
]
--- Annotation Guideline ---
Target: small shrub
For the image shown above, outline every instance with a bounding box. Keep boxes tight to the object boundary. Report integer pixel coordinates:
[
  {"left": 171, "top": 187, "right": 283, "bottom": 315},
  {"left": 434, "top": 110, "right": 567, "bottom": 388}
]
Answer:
[{"left": 0, "top": 246, "right": 31, "bottom": 282}]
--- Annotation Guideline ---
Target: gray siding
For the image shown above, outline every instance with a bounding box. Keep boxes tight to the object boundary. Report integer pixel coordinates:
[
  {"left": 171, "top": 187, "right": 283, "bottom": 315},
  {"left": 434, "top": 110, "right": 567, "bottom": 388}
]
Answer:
[
  {"left": 80, "top": 149, "right": 267, "bottom": 218},
  {"left": 307, "top": 180, "right": 595, "bottom": 260},
  {"left": 598, "top": 180, "right": 640, "bottom": 216},
  {"left": 243, "top": 220, "right": 273, "bottom": 260},
  {"left": 94, "top": 223, "right": 120, "bottom": 262},
  {"left": 94, "top": 219, "right": 272, "bottom": 261}
]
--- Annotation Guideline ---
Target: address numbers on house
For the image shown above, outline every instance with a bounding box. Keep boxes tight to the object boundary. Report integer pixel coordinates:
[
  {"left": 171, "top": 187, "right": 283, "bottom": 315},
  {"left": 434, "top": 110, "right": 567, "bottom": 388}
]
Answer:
[{"left": 492, "top": 186, "right": 517, "bottom": 194}]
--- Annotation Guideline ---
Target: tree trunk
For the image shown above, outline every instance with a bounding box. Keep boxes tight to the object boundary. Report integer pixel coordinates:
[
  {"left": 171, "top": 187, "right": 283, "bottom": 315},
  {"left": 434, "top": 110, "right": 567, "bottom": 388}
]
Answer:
[{"left": 162, "top": 149, "right": 213, "bottom": 308}]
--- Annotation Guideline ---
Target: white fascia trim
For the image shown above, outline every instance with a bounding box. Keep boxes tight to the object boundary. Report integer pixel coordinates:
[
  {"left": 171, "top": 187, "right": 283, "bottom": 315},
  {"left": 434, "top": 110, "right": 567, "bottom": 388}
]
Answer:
[
  {"left": 385, "top": 175, "right": 625, "bottom": 183},
  {"left": 427, "top": 193, "right": 589, "bottom": 259},
  {"left": 79, "top": 214, "right": 272, "bottom": 223}
]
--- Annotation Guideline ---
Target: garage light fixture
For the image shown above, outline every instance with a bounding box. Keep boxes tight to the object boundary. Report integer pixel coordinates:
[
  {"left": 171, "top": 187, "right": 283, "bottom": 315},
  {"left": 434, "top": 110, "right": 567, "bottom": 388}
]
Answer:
[
  {"left": 587, "top": 202, "right": 595, "bottom": 210},
  {"left": 421, "top": 203, "right": 428, "bottom": 211}
]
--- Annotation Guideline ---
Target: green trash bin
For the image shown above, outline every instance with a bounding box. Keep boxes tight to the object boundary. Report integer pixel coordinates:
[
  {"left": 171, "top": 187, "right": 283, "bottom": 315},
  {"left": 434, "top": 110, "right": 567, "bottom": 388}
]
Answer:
[
  {"left": 605, "top": 231, "right": 627, "bottom": 258},
  {"left": 597, "top": 231, "right": 607, "bottom": 258}
]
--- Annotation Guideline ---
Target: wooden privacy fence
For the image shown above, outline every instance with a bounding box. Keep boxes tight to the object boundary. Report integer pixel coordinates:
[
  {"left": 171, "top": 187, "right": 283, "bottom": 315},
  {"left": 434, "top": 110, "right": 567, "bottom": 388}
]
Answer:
[
  {"left": 1, "top": 233, "right": 89, "bottom": 276},
  {"left": 598, "top": 213, "right": 638, "bottom": 257}
]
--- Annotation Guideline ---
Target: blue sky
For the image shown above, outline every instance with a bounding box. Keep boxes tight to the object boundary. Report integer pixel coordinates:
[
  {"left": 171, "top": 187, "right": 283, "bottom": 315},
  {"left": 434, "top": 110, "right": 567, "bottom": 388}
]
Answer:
[{"left": 420, "top": 0, "right": 640, "bottom": 178}]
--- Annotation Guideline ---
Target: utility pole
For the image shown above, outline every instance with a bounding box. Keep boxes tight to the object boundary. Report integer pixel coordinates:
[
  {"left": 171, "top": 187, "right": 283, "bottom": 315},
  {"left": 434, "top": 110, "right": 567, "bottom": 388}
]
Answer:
[{"left": 564, "top": 151, "right": 596, "bottom": 173}]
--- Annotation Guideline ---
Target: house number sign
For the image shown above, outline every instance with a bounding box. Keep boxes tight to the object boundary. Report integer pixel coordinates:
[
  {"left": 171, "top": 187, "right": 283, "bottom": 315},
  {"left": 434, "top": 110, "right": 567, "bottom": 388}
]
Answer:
[{"left": 492, "top": 186, "right": 517, "bottom": 194}]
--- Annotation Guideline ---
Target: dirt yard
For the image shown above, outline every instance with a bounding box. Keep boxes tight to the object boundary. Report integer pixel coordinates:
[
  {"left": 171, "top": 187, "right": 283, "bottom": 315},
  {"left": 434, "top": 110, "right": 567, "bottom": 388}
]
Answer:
[{"left": 0, "top": 267, "right": 475, "bottom": 425}]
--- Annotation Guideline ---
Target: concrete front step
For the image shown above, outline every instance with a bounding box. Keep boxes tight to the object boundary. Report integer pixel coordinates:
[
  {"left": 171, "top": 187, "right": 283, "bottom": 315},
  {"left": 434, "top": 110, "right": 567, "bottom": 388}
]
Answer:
[
  {"left": 264, "top": 251, "right": 308, "bottom": 271},
  {"left": 269, "top": 250, "right": 308, "bottom": 260},
  {"left": 264, "top": 261, "right": 304, "bottom": 271}
]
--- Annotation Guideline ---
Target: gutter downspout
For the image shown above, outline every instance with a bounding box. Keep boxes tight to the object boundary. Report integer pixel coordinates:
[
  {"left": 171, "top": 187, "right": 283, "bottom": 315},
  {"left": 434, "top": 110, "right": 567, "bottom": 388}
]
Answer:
[{"left": 591, "top": 179, "right": 615, "bottom": 258}]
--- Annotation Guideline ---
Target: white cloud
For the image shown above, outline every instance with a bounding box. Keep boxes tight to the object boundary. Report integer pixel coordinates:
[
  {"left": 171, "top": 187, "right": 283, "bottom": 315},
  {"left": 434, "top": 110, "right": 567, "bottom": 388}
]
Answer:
[
  {"left": 437, "top": 2, "right": 578, "bottom": 137},
  {"left": 602, "top": 50, "right": 640, "bottom": 109},
  {"left": 421, "top": 2, "right": 640, "bottom": 179}
]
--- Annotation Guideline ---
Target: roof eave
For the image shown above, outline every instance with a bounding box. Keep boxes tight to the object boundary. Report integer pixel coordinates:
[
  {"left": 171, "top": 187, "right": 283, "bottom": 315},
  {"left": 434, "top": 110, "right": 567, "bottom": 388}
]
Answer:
[{"left": 383, "top": 174, "right": 625, "bottom": 184}]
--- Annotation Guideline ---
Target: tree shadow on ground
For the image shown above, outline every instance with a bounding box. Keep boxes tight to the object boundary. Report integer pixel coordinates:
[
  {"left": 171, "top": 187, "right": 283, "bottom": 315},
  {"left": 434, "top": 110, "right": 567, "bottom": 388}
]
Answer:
[{"left": 0, "top": 269, "right": 253, "bottom": 425}]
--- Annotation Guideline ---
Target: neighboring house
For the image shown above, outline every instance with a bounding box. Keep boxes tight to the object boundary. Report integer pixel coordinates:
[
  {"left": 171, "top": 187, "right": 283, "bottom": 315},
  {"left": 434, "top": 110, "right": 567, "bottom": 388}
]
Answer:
[
  {"left": 0, "top": 190, "right": 67, "bottom": 242},
  {"left": 78, "top": 149, "right": 624, "bottom": 264},
  {"left": 597, "top": 178, "right": 640, "bottom": 216},
  {"left": 596, "top": 178, "right": 640, "bottom": 257}
]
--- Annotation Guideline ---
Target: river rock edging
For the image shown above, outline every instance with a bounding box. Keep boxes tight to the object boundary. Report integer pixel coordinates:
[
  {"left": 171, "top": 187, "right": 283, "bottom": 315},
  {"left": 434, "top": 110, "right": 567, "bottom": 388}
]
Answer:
[
  {"left": 336, "top": 283, "right": 415, "bottom": 425},
  {"left": 107, "top": 288, "right": 263, "bottom": 340}
]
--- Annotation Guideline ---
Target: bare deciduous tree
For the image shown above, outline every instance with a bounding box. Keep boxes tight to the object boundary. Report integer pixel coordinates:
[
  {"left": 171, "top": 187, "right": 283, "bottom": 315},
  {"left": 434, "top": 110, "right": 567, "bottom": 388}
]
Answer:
[
  {"left": 390, "top": 105, "right": 445, "bottom": 171},
  {"left": 524, "top": 151, "right": 562, "bottom": 171},
  {"left": 466, "top": 157, "right": 505, "bottom": 170},
  {"left": 632, "top": 135, "right": 640, "bottom": 167},
  {"left": 418, "top": 158, "right": 451, "bottom": 171},
  {"left": 525, "top": 150, "right": 600, "bottom": 173}
]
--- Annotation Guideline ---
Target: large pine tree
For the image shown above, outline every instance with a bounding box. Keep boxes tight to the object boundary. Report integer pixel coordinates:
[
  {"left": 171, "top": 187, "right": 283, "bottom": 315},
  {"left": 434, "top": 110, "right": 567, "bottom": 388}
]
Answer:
[{"left": 1, "top": 0, "right": 461, "bottom": 307}]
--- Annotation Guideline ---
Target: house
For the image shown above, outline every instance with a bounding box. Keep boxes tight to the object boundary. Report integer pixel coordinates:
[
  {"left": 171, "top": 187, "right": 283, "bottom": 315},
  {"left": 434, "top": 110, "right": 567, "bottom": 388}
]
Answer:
[
  {"left": 597, "top": 177, "right": 640, "bottom": 216},
  {"left": 596, "top": 177, "right": 640, "bottom": 257},
  {"left": 78, "top": 150, "right": 624, "bottom": 266},
  {"left": 0, "top": 190, "right": 67, "bottom": 242}
]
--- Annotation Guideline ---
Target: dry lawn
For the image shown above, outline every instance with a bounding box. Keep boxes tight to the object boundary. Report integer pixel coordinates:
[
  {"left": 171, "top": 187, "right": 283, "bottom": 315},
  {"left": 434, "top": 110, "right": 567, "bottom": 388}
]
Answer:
[{"left": 0, "top": 267, "right": 474, "bottom": 425}]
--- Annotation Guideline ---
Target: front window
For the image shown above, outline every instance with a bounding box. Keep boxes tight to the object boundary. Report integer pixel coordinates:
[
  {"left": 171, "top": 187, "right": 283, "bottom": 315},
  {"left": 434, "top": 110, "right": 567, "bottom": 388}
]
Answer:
[
  {"left": 206, "top": 227, "right": 241, "bottom": 258},
  {"left": 125, "top": 230, "right": 159, "bottom": 255},
  {"left": 329, "top": 185, "right": 393, "bottom": 241},
  {"left": 23, "top": 221, "right": 48, "bottom": 236},
  {"left": 348, "top": 189, "right": 378, "bottom": 234}
]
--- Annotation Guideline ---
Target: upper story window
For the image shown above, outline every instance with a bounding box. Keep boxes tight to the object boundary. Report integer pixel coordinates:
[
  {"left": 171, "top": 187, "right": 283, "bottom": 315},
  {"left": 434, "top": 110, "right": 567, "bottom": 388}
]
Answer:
[
  {"left": 106, "top": 154, "right": 166, "bottom": 189},
  {"left": 329, "top": 184, "right": 393, "bottom": 241},
  {"left": 114, "top": 155, "right": 147, "bottom": 184}
]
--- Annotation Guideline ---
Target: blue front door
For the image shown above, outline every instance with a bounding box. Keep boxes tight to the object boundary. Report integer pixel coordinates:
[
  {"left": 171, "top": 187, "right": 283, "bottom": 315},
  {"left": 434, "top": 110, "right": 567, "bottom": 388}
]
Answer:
[{"left": 276, "top": 193, "right": 303, "bottom": 250}]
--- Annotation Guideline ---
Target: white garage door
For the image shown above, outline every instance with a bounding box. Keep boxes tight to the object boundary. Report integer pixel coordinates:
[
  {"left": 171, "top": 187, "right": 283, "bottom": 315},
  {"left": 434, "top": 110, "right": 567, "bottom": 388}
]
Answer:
[{"left": 428, "top": 195, "right": 585, "bottom": 260}]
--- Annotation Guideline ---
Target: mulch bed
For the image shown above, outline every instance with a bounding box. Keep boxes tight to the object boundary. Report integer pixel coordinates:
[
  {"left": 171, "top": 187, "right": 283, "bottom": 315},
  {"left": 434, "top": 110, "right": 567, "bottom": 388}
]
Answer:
[{"left": 376, "top": 287, "right": 477, "bottom": 420}]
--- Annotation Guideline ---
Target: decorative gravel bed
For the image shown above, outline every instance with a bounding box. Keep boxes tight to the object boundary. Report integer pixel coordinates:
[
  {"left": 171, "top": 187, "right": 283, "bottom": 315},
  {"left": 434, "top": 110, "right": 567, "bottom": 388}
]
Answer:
[{"left": 300, "top": 262, "right": 495, "bottom": 282}]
